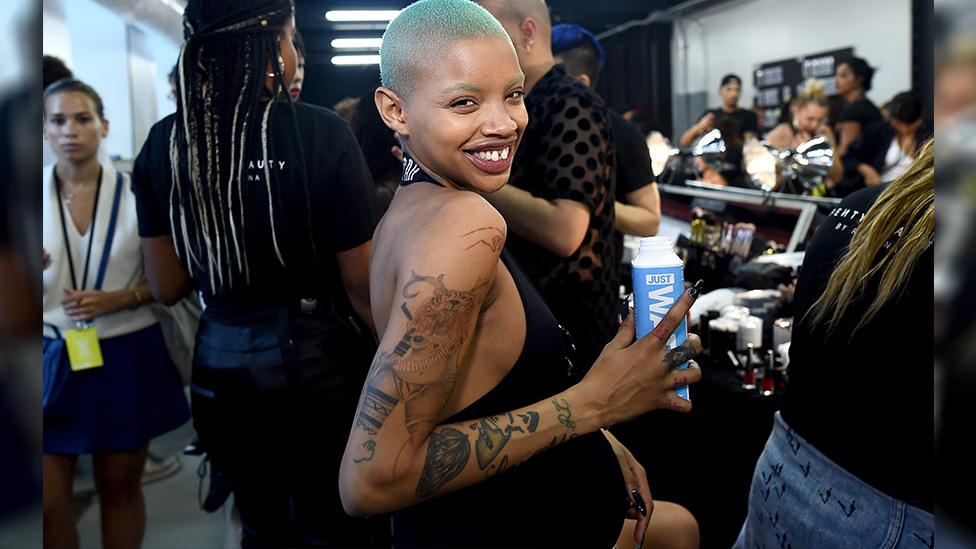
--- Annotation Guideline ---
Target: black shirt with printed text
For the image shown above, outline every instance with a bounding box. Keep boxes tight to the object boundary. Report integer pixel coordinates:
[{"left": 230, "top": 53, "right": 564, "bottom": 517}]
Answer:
[
  {"left": 781, "top": 183, "right": 933, "bottom": 511},
  {"left": 506, "top": 64, "right": 617, "bottom": 369},
  {"left": 132, "top": 102, "right": 378, "bottom": 303}
]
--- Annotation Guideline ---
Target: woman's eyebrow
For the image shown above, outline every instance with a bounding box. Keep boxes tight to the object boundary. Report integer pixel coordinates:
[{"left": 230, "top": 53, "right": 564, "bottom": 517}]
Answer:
[
  {"left": 439, "top": 74, "right": 525, "bottom": 95},
  {"left": 439, "top": 82, "right": 481, "bottom": 95}
]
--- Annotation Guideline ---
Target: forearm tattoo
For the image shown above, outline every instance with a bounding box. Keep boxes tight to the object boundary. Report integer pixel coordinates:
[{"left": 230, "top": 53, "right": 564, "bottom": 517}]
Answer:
[
  {"left": 413, "top": 411, "right": 541, "bottom": 496},
  {"left": 470, "top": 412, "right": 540, "bottom": 470},
  {"left": 552, "top": 398, "right": 577, "bottom": 430},
  {"left": 416, "top": 427, "right": 470, "bottom": 498}
]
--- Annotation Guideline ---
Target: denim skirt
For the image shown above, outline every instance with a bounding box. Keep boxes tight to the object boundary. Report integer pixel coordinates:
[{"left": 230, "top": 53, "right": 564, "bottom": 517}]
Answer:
[{"left": 734, "top": 412, "right": 934, "bottom": 549}]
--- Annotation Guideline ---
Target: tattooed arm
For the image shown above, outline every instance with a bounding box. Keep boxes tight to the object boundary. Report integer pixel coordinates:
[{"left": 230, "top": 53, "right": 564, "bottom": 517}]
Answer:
[
  {"left": 341, "top": 314, "right": 701, "bottom": 517},
  {"left": 340, "top": 198, "right": 705, "bottom": 516}
]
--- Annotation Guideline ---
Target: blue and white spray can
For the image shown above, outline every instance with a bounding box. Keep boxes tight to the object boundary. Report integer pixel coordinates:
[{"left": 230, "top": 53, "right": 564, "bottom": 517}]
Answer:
[{"left": 631, "top": 236, "right": 690, "bottom": 400}]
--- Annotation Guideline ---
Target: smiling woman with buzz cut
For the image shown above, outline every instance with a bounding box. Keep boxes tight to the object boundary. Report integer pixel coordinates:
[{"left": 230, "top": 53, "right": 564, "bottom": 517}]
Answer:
[{"left": 338, "top": 1, "right": 705, "bottom": 547}]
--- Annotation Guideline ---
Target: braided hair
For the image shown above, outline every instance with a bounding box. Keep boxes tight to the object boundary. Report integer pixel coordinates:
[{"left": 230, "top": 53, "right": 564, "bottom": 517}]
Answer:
[{"left": 170, "top": 0, "right": 312, "bottom": 294}]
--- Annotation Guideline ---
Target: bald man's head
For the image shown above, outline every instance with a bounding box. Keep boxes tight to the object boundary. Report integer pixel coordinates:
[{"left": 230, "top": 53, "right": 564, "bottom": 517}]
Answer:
[
  {"left": 380, "top": 0, "right": 511, "bottom": 96},
  {"left": 477, "top": 0, "right": 551, "bottom": 51}
]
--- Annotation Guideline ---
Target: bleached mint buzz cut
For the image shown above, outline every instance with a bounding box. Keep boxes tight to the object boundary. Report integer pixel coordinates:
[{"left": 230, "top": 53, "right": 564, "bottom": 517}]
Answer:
[{"left": 380, "top": 0, "right": 511, "bottom": 95}]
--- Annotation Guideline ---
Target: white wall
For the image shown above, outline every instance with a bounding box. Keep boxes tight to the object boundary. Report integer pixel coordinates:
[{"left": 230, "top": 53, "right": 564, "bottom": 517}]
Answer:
[
  {"left": 42, "top": 0, "right": 72, "bottom": 68},
  {"left": 128, "top": 25, "right": 160, "bottom": 156},
  {"left": 672, "top": 0, "right": 912, "bottom": 131},
  {"left": 143, "top": 26, "right": 180, "bottom": 120},
  {"left": 63, "top": 0, "right": 134, "bottom": 159},
  {"left": 42, "top": 0, "right": 181, "bottom": 161}
]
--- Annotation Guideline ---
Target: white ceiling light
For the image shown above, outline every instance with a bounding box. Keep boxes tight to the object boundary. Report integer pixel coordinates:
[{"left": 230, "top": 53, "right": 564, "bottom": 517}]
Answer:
[
  {"left": 331, "top": 38, "right": 384, "bottom": 49},
  {"left": 158, "top": 0, "right": 185, "bottom": 15},
  {"left": 331, "top": 55, "right": 382, "bottom": 66},
  {"left": 325, "top": 10, "right": 401, "bottom": 22}
]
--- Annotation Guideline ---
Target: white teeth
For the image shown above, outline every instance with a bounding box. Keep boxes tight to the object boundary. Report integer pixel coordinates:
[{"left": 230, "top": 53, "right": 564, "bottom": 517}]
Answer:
[{"left": 472, "top": 147, "right": 511, "bottom": 162}]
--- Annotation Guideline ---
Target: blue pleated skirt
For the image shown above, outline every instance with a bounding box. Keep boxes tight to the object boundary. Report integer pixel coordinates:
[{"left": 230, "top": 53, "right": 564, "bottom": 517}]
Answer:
[{"left": 43, "top": 323, "right": 191, "bottom": 455}]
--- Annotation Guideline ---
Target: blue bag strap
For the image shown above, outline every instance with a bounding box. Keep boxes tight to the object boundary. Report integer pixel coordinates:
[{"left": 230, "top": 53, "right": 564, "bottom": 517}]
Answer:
[
  {"left": 43, "top": 322, "right": 63, "bottom": 340},
  {"left": 94, "top": 171, "right": 124, "bottom": 291}
]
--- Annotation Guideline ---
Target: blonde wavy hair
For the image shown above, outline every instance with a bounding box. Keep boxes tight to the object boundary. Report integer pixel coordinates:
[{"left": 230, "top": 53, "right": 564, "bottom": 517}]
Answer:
[
  {"left": 807, "top": 140, "right": 934, "bottom": 335},
  {"left": 794, "top": 78, "right": 828, "bottom": 108}
]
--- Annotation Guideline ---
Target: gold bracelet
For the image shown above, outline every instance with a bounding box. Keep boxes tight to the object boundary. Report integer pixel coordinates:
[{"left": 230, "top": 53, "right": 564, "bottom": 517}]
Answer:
[{"left": 131, "top": 287, "right": 142, "bottom": 310}]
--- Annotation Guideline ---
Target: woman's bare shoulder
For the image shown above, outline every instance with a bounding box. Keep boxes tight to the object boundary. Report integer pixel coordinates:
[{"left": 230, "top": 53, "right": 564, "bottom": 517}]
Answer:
[{"left": 383, "top": 189, "right": 506, "bottom": 254}]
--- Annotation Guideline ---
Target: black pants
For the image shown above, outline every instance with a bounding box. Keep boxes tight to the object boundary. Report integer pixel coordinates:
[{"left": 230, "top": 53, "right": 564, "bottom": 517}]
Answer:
[{"left": 190, "top": 302, "right": 388, "bottom": 548}]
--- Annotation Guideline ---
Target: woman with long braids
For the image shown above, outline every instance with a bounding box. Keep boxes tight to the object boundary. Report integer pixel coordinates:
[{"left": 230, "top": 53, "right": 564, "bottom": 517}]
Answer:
[
  {"left": 734, "top": 141, "right": 934, "bottom": 547},
  {"left": 132, "top": 1, "right": 383, "bottom": 546}
]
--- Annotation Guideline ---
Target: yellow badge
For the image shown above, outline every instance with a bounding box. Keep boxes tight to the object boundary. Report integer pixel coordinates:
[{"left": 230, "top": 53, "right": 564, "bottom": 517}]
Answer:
[{"left": 65, "top": 324, "right": 104, "bottom": 371}]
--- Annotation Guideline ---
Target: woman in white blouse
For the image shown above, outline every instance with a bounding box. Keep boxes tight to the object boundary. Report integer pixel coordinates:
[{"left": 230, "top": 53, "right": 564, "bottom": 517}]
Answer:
[{"left": 42, "top": 78, "right": 189, "bottom": 549}]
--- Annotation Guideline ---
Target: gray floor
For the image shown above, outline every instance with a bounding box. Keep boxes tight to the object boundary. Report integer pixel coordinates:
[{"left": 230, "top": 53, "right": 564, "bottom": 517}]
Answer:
[{"left": 75, "top": 418, "right": 232, "bottom": 549}]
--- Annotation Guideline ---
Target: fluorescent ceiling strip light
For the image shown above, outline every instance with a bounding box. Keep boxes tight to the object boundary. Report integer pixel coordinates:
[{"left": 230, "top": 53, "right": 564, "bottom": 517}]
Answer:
[
  {"left": 325, "top": 10, "right": 401, "bottom": 22},
  {"left": 331, "top": 55, "right": 382, "bottom": 65},
  {"left": 159, "top": 0, "right": 185, "bottom": 15},
  {"left": 331, "top": 38, "right": 384, "bottom": 49}
]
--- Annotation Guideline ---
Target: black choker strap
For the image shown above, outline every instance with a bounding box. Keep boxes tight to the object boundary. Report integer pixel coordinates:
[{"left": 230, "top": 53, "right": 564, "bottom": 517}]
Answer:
[{"left": 399, "top": 154, "right": 444, "bottom": 187}]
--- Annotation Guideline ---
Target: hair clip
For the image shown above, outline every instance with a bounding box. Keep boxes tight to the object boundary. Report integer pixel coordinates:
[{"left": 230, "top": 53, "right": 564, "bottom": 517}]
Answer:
[{"left": 260, "top": 19, "right": 268, "bottom": 27}]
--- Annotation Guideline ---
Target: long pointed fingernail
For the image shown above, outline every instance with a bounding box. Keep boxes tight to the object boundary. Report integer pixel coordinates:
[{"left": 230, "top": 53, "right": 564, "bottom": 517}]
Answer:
[
  {"left": 631, "top": 489, "right": 647, "bottom": 516},
  {"left": 689, "top": 279, "right": 705, "bottom": 299}
]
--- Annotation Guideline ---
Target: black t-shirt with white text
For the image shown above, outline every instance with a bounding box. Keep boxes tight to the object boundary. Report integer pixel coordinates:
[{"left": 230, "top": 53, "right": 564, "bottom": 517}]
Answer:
[
  {"left": 132, "top": 102, "right": 378, "bottom": 303},
  {"left": 781, "top": 183, "right": 933, "bottom": 511}
]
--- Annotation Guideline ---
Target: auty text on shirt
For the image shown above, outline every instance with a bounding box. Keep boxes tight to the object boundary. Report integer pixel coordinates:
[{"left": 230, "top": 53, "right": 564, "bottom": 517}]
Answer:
[{"left": 247, "top": 160, "right": 287, "bottom": 170}]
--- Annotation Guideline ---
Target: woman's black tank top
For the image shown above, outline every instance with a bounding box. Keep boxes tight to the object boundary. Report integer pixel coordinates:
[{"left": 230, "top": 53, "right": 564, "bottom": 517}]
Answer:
[{"left": 392, "top": 162, "right": 626, "bottom": 547}]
